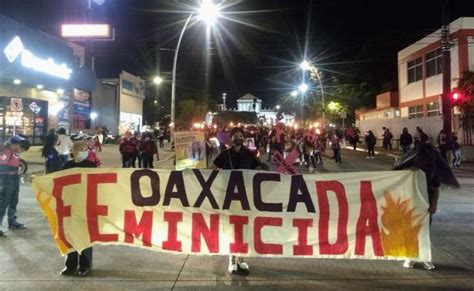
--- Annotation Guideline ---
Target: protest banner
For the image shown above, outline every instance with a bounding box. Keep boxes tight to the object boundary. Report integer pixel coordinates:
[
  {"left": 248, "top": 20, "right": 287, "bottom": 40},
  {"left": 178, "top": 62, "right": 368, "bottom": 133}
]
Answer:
[
  {"left": 32, "top": 168, "right": 431, "bottom": 261},
  {"left": 174, "top": 131, "right": 206, "bottom": 170}
]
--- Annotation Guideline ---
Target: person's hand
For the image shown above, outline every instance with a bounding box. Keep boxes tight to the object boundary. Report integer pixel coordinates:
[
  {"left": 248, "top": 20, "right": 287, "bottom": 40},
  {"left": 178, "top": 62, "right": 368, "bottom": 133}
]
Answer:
[
  {"left": 260, "top": 162, "right": 270, "bottom": 171},
  {"left": 428, "top": 204, "right": 437, "bottom": 214}
]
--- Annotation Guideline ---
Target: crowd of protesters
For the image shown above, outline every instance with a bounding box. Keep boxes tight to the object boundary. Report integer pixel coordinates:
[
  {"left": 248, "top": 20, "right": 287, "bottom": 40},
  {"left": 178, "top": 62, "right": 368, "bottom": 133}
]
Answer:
[{"left": 1, "top": 121, "right": 463, "bottom": 276}]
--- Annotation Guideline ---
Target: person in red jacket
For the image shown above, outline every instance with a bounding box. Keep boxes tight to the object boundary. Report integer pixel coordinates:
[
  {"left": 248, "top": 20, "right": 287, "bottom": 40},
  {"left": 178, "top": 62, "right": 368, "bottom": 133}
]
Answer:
[
  {"left": 119, "top": 131, "right": 138, "bottom": 168},
  {"left": 0, "top": 136, "right": 30, "bottom": 237},
  {"left": 140, "top": 132, "right": 159, "bottom": 168}
]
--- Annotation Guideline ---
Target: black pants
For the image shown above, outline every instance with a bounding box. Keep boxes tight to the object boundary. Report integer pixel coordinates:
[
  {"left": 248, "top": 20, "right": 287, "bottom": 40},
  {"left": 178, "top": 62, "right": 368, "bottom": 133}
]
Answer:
[
  {"left": 0, "top": 174, "right": 20, "bottom": 225},
  {"left": 65, "top": 247, "right": 93, "bottom": 270},
  {"left": 122, "top": 154, "right": 135, "bottom": 168},
  {"left": 367, "top": 145, "right": 375, "bottom": 157},
  {"left": 142, "top": 154, "right": 154, "bottom": 169},
  {"left": 314, "top": 152, "right": 323, "bottom": 164},
  {"left": 304, "top": 154, "right": 316, "bottom": 168},
  {"left": 132, "top": 154, "right": 142, "bottom": 168},
  {"left": 333, "top": 149, "right": 342, "bottom": 163}
]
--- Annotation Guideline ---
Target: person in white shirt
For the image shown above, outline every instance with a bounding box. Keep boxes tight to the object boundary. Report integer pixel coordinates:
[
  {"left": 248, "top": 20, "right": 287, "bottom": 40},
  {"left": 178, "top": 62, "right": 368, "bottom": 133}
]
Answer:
[{"left": 55, "top": 128, "right": 74, "bottom": 169}]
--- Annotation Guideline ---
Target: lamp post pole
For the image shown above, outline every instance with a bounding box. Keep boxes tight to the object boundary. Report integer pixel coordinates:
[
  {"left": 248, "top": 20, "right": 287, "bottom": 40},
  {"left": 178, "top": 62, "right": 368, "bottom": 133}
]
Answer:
[
  {"left": 314, "top": 68, "right": 325, "bottom": 126},
  {"left": 170, "top": 13, "right": 194, "bottom": 142}
]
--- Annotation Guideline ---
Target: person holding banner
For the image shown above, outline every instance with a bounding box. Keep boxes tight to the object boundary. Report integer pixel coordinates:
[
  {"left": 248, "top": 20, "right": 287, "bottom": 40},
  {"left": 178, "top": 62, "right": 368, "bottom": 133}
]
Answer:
[
  {"left": 211, "top": 127, "right": 269, "bottom": 275},
  {"left": 393, "top": 137, "right": 459, "bottom": 270},
  {"left": 60, "top": 141, "right": 97, "bottom": 277}
]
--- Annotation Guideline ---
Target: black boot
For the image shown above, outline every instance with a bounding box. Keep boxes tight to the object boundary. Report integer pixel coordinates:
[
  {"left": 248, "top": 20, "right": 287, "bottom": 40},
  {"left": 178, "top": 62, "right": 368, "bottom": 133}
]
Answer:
[{"left": 8, "top": 220, "right": 25, "bottom": 229}]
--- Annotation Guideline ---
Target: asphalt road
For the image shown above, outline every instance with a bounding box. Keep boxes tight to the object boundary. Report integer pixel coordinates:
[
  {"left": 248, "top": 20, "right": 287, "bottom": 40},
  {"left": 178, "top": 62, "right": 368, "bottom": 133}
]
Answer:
[{"left": 1, "top": 145, "right": 473, "bottom": 290}]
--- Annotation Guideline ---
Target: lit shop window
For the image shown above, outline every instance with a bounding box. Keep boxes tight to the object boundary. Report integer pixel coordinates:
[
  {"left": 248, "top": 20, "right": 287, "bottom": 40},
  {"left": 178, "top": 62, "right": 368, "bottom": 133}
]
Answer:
[
  {"left": 427, "top": 102, "right": 440, "bottom": 117},
  {"left": 408, "top": 105, "right": 424, "bottom": 119},
  {"left": 425, "top": 48, "right": 443, "bottom": 78},
  {"left": 407, "top": 57, "right": 422, "bottom": 84}
]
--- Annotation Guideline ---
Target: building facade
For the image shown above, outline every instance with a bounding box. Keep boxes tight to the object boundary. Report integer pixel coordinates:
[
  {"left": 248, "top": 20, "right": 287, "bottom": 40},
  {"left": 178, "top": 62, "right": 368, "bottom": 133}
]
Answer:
[
  {"left": 92, "top": 71, "right": 145, "bottom": 135},
  {"left": 398, "top": 17, "right": 474, "bottom": 142},
  {"left": 0, "top": 14, "right": 95, "bottom": 145},
  {"left": 234, "top": 93, "right": 295, "bottom": 126}
]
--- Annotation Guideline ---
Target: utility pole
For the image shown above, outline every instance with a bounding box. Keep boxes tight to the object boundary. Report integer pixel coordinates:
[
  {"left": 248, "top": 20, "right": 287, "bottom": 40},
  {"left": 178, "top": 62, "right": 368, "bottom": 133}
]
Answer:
[{"left": 441, "top": 0, "right": 452, "bottom": 135}]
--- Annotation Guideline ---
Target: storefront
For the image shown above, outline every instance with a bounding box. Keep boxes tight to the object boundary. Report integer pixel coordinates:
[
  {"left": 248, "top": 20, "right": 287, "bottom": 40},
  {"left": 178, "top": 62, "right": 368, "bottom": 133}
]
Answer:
[
  {"left": 0, "top": 14, "right": 95, "bottom": 144},
  {"left": 118, "top": 71, "right": 144, "bottom": 134}
]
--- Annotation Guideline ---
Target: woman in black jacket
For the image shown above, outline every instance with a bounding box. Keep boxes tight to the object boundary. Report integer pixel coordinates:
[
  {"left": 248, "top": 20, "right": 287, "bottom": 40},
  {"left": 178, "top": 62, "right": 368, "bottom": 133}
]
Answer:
[
  {"left": 365, "top": 131, "right": 377, "bottom": 159},
  {"left": 42, "top": 133, "right": 62, "bottom": 173}
]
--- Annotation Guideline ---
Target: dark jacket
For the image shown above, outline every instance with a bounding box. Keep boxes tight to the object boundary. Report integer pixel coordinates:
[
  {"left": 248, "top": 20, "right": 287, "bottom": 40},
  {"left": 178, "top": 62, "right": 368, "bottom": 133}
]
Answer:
[{"left": 400, "top": 132, "right": 413, "bottom": 147}]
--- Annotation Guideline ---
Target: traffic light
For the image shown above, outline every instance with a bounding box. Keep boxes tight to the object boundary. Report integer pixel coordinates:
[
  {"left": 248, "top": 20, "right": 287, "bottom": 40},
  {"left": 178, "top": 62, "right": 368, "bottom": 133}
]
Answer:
[{"left": 451, "top": 91, "right": 463, "bottom": 105}]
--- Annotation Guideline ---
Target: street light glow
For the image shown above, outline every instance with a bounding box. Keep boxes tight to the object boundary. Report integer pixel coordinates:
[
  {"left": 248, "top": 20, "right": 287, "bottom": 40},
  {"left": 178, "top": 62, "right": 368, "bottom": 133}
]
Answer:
[
  {"left": 300, "top": 60, "right": 311, "bottom": 71},
  {"left": 299, "top": 83, "right": 308, "bottom": 93},
  {"left": 291, "top": 90, "right": 298, "bottom": 97},
  {"left": 153, "top": 76, "right": 163, "bottom": 85},
  {"left": 276, "top": 105, "right": 281, "bottom": 110},
  {"left": 198, "top": 0, "right": 221, "bottom": 27},
  {"left": 90, "top": 112, "right": 98, "bottom": 120}
]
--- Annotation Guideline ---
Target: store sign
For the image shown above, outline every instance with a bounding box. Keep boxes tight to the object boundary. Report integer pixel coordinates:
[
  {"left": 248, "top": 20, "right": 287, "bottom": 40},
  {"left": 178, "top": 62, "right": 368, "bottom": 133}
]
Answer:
[
  {"left": 61, "top": 24, "right": 111, "bottom": 39},
  {"left": 29, "top": 102, "right": 41, "bottom": 114},
  {"left": 3, "top": 36, "right": 72, "bottom": 80},
  {"left": 120, "top": 71, "right": 145, "bottom": 99},
  {"left": 11, "top": 98, "right": 23, "bottom": 112}
]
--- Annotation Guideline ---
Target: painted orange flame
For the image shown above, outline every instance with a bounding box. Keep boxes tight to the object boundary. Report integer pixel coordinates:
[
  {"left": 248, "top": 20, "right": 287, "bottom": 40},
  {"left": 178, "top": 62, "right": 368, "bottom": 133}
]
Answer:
[
  {"left": 36, "top": 191, "right": 70, "bottom": 255},
  {"left": 380, "top": 191, "right": 423, "bottom": 258}
]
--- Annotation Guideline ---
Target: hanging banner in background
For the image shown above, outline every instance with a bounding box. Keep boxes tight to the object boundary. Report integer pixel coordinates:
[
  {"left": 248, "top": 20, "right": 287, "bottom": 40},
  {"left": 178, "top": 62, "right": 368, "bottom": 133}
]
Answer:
[
  {"left": 174, "top": 131, "right": 207, "bottom": 170},
  {"left": 32, "top": 168, "right": 431, "bottom": 261}
]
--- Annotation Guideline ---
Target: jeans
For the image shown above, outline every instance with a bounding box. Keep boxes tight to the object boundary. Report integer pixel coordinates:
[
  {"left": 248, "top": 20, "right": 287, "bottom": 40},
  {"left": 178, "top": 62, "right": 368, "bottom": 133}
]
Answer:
[
  {"left": 401, "top": 145, "right": 410, "bottom": 154},
  {"left": 0, "top": 174, "right": 20, "bottom": 225},
  {"left": 58, "top": 154, "right": 69, "bottom": 169},
  {"left": 452, "top": 149, "right": 461, "bottom": 167}
]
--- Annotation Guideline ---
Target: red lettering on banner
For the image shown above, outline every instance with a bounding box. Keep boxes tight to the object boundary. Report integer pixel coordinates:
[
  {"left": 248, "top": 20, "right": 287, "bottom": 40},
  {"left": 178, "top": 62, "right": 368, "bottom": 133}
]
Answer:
[
  {"left": 254, "top": 217, "right": 283, "bottom": 254},
  {"left": 163, "top": 212, "right": 183, "bottom": 251},
  {"left": 124, "top": 210, "right": 153, "bottom": 247},
  {"left": 355, "top": 181, "right": 384, "bottom": 256},
  {"left": 292, "top": 219, "right": 313, "bottom": 255},
  {"left": 229, "top": 215, "right": 249, "bottom": 253},
  {"left": 316, "top": 181, "right": 349, "bottom": 255},
  {"left": 87, "top": 173, "right": 119, "bottom": 243},
  {"left": 52, "top": 174, "right": 81, "bottom": 248},
  {"left": 191, "top": 213, "right": 219, "bottom": 253}
]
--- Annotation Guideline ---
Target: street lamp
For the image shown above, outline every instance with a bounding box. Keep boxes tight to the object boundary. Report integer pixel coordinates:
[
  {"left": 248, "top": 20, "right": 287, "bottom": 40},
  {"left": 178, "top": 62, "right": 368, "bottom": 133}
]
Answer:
[
  {"left": 170, "top": 0, "right": 221, "bottom": 142},
  {"left": 291, "top": 90, "right": 298, "bottom": 97},
  {"left": 298, "top": 83, "right": 308, "bottom": 93},
  {"left": 153, "top": 76, "right": 163, "bottom": 85},
  {"left": 276, "top": 105, "right": 281, "bottom": 110},
  {"left": 222, "top": 92, "right": 227, "bottom": 110},
  {"left": 300, "top": 60, "right": 325, "bottom": 126},
  {"left": 300, "top": 60, "right": 311, "bottom": 71}
]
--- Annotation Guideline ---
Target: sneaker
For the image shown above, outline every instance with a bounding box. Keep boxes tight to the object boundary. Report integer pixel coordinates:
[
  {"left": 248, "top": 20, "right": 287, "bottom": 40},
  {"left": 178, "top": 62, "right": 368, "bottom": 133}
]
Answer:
[
  {"left": 371, "top": 156, "right": 375, "bottom": 159},
  {"left": 403, "top": 260, "right": 415, "bottom": 269},
  {"left": 365, "top": 156, "right": 370, "bottom": 159},
  {"left": 423, "top": 261, "right": 435, "bottom": 270},
  {"left": 237, "top": 256, "right": 249, "bottom": 272},
  {"left": 228, "top": 255, "right": 238, "bottom": 274}
]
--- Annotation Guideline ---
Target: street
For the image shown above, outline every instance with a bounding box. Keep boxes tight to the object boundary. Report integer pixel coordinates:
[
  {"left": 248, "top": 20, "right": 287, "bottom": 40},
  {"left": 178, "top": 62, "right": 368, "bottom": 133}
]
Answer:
[{"left": 0, "top": 145, "right": 473, "bottom": 290}]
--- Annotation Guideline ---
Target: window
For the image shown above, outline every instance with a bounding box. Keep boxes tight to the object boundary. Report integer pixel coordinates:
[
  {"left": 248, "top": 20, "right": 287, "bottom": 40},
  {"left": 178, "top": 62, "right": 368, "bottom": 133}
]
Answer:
[
  {"left": 407, "top": 57, "right": 423, "bottom": 83},
  {"left": 425, "top": 48, "right": 443, "bottom": 77},
  {"left": 427, "top": 102, "right": 440, "bottom": 116},
  {"left": 408, "top": 105, "right": 424, "bottom": 119}
]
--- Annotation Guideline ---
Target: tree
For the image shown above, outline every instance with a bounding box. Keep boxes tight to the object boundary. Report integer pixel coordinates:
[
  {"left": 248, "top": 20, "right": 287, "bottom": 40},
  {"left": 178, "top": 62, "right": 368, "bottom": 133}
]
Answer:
[
  {"left": 177, "top": 99, "right": 209, "bottom": 127},
  {"left": 456, "top": 71, "right": 474, "bottom": 121},
  {"left": 315, "top": 76, "right": 376, "bottom": 125}
]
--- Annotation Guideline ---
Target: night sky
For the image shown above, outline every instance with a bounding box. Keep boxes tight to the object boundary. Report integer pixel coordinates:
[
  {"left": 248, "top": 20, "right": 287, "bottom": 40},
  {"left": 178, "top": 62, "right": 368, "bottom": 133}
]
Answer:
[{"left": 1, "top": 0, "right": 474, "bottom": 111}]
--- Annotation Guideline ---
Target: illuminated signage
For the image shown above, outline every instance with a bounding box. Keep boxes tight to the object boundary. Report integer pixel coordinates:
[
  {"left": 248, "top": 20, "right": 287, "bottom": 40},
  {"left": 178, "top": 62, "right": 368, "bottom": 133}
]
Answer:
[
  {"left": 61, "top": 24, "right": 112, "bottom": 39},
  {"left": 3, "top": 36, "right": 72, "bottom": 80}
]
